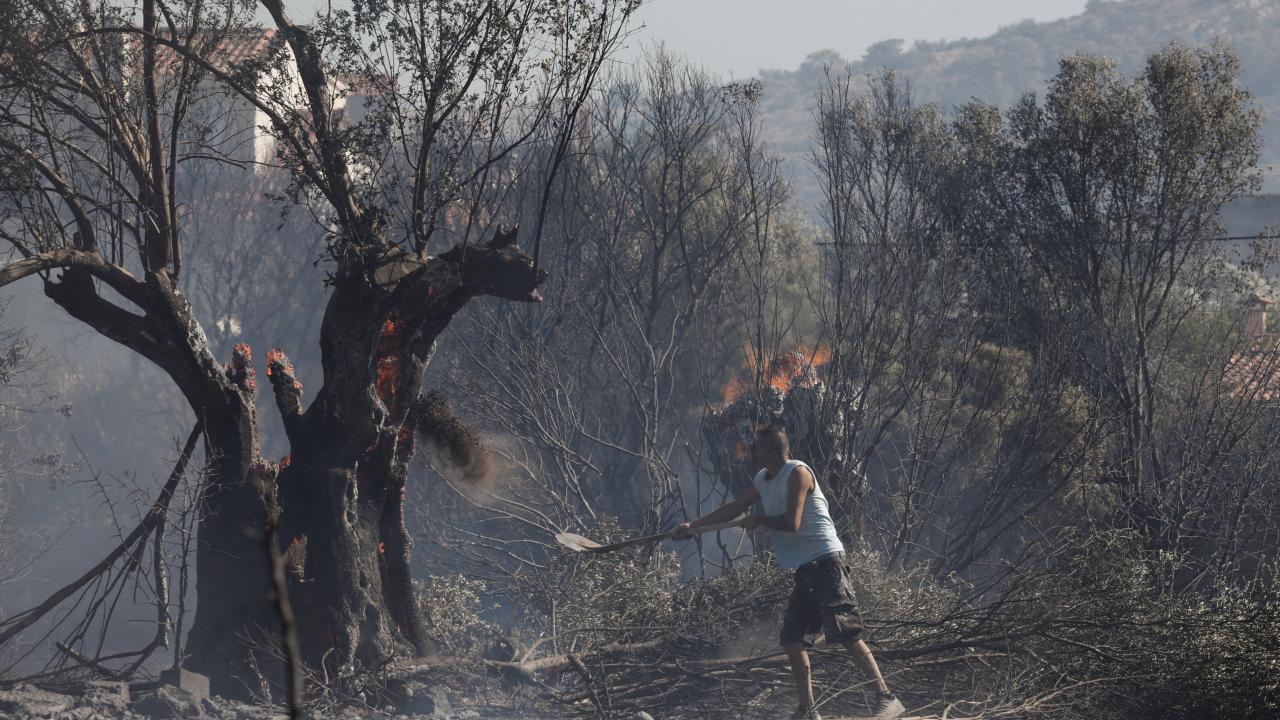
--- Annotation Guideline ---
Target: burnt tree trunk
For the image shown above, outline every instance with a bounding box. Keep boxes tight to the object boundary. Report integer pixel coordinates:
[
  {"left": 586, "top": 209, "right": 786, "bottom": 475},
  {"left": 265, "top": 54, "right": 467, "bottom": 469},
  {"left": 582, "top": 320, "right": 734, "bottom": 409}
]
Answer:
[
  {"left": 183, "top": 227, "right": 544, "bottom": 694},
  {"left": 35, "top": 265, "right": 275, "bottom": 692}
]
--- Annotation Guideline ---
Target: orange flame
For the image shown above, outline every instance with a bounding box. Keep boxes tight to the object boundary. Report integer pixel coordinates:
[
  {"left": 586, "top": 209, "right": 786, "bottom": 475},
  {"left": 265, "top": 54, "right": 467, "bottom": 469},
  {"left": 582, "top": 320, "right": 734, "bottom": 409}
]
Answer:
[
  {"left": 229, "top": 343, "right": 256, "bottom": 392},
  {"left": 721, "top": 345, "right": 832, "bottom": 404},
  {"left": 377, "top": 541, "right": 386, "bottom": 554},
  {"left": 722, "top": 378, "right": 746, "bottom": 405}
]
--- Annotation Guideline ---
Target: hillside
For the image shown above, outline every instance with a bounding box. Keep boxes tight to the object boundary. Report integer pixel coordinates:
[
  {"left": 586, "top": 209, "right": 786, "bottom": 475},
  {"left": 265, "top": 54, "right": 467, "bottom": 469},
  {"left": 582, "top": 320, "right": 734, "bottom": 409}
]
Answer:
[{"left": 757, "top": 0, "right": 1280, "bottom": 196}]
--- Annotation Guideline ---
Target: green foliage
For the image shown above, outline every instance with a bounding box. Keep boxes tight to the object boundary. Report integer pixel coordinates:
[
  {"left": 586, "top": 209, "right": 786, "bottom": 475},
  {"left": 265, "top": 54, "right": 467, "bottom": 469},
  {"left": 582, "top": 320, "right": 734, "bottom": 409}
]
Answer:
[{"left": 417, "top": 573, "right": 500, "bottom": 656}]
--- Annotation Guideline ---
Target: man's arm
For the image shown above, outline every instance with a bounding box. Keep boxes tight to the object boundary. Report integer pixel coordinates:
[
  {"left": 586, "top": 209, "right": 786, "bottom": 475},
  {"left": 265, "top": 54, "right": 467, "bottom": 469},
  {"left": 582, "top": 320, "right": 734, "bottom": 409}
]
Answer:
[
  {"left": 673, "top": 484, "right": 760, "bottom": 539},
  {"left": 743, "top": 465, "right": 812, "bottom": 533}
]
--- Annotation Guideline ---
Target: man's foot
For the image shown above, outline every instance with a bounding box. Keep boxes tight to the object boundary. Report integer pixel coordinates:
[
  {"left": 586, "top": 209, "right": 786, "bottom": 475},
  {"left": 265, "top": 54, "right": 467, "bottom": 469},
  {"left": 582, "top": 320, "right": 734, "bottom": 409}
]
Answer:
[
  {"left": 789, "top": 705, "right": 822, "bottom": 720},
  {"left": 868, "top": 691, "right": 905, "bottom": 719}
]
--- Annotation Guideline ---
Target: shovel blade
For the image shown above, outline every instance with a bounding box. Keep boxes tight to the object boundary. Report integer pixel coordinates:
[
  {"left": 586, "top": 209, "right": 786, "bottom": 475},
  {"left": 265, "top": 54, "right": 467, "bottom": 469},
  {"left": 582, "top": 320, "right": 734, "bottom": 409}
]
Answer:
[{"left": 555, "top": 532, "right": 603, "bottom": 553}]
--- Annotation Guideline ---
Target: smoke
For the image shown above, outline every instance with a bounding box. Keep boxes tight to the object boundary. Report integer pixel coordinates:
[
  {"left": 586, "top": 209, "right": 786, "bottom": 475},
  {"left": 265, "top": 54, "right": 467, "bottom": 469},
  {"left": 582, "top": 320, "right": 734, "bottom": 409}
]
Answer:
[{"left": 710, "top": 607, "right": 780, "bottom": 659}]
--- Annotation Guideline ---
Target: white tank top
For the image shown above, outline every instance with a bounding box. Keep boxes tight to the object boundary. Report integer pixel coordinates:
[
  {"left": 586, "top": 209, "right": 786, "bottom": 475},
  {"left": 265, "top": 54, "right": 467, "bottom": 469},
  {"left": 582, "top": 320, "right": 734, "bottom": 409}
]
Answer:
[{"left": 751, "top": 459, "right": 845, "bottom": 568}]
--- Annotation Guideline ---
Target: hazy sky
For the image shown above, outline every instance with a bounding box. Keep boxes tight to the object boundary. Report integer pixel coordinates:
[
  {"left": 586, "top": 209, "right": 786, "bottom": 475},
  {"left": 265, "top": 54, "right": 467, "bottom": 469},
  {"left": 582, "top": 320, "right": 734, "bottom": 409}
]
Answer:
[
  {"left": 284, "top": 1, "right": 1094, "bottom": 78},
  {"left": 619, "top": 0, "right": 1091, "bottom": 78}
]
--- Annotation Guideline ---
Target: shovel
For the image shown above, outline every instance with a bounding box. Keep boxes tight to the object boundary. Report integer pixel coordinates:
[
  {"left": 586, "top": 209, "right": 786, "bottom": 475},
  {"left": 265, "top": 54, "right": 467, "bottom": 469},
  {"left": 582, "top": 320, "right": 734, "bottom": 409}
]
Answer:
[{"left": 555, "top": 518, "right": 746, "bottom": 554}]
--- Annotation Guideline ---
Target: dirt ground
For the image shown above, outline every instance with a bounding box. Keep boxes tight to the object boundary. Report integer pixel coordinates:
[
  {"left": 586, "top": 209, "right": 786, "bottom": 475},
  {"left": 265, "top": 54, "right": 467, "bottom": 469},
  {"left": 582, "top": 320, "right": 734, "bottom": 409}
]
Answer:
[{"left": 0, "top": 672, "right": 921, "bottom": 720}]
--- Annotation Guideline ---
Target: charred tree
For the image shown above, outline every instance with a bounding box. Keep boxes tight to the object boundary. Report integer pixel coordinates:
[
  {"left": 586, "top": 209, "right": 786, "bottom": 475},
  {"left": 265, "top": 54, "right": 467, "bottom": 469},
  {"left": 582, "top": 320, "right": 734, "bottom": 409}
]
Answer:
[{"left": 183, "top": 228, "right": 546, "bottom": 687}]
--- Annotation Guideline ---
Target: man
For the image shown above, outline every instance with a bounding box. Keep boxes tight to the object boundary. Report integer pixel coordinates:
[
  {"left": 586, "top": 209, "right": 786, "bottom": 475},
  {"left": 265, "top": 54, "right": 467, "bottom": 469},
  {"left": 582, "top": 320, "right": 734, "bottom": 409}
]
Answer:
[{"left": 676, "top": 424, "right": 904, "bottom": 720}]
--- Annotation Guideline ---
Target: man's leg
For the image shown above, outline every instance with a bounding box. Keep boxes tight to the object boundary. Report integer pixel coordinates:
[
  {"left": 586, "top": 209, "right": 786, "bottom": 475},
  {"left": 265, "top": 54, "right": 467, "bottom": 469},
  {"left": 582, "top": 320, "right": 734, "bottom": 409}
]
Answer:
[
  {"left": 781, "top": 563, "right": 819, "bottom": 712},
  {"left": 783, "top": 642, "right": 815, "bottom": 710},
  {"left": 841, "top": 638, "right": 889, "bottom": 694}
]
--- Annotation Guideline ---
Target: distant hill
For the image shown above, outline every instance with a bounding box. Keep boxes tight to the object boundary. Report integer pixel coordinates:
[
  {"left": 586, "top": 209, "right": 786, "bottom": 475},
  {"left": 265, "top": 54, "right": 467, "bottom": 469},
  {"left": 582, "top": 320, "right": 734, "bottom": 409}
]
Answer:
[{"left": 757, "top": 0, "right": 1280, "bottom": 200}]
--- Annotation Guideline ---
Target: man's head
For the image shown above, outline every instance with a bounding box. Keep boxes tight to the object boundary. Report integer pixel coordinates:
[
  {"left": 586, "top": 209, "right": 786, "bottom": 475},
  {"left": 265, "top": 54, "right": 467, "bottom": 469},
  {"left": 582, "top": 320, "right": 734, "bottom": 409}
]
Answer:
[{"left": 753, "top": 423, "right": 790, "bottom": 469}]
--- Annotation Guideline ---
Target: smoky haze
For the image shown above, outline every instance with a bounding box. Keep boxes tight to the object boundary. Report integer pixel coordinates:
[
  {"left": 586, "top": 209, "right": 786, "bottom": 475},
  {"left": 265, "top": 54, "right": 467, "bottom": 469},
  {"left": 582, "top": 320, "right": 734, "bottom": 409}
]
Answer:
[
  {"left": 0, "top": 3, "right": 1101, "bottom": 637},
  {"left": 2, "top": 1, "right": 1280, "bottom": 718},
  {"left": 274, "top": 0, "right": 1091, "bottom": 78}
]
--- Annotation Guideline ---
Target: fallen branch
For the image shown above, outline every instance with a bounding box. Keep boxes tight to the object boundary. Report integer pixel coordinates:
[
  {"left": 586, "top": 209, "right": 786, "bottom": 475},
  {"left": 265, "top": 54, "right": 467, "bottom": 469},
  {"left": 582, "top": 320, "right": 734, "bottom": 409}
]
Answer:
[
  {"left": 53, "top": 642, "right": 116, "bottom": 678},
  {"left": 567, "top": 654, "right": 602, "bottom": 716}
]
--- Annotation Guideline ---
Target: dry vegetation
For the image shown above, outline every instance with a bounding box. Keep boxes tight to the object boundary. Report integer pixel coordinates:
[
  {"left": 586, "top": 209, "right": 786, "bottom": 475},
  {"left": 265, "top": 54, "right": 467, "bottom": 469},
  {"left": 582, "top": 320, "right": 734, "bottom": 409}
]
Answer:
[{"left": 0, "top": 1, "right": 1278, "bottom": 719}]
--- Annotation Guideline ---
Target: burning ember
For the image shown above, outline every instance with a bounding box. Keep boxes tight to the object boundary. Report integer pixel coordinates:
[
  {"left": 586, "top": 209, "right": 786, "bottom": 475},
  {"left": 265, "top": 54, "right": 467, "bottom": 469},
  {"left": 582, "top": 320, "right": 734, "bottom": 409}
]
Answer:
[
  {"left": 226, "top": 342, "right": 256, "bottom": 392},
  {"left": 375, "top": 315, "right": 403, "bottom": 413},
  {"left": 265, "top": 348, "right": 297, "bottom": 382},
  {"left": 265, "top": 348, "right": 304, "bottom": 417}
]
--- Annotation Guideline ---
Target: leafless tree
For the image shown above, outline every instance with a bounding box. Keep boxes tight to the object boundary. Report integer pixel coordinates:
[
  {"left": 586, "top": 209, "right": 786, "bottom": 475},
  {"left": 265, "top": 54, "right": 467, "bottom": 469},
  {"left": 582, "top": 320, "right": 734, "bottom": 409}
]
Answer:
[
  {"left": 0, "top": 305, "right": 60, "bottom": 626},
  {"left": 419, "top": 51, "right": 808, "bottom": 588}
]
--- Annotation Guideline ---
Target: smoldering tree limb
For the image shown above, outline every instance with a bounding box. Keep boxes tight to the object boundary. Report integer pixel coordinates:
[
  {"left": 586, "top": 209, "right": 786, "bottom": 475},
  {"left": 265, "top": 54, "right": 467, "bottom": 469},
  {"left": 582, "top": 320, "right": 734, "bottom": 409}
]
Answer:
[
  {"left": 266, "top": 349, "right": 304, "bottom": 446},
  {"left": 412, "top": 390, "right": 491, "bottom": 484},
  {"left": 0, "top": 421, "right": 203, "bottom": 654}
]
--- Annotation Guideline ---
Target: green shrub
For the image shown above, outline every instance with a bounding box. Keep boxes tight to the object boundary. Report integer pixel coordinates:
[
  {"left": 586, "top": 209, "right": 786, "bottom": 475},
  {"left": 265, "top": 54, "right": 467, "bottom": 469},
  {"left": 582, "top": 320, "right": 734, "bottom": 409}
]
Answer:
[{"left": 417, "top": 574, "right": 500, "bottom": 656}]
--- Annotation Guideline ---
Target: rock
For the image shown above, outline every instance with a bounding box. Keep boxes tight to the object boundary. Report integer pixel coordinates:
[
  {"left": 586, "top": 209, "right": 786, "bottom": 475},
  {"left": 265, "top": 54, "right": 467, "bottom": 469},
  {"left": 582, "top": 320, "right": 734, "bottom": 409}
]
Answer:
[
  {"left": 403, "top": 684, "right": 451, "bottom": 718},
  {"left": 158, "top": 667, "right": 210, "bottom": 702},
  {"left": 0, "top": 684, "right": 75, "bottom": 717},
  {"left": 130, "top": 685, "right": 206, "bottom": 719},
  {"left": 81, "top": 680, "right": 131, "bottom": 713},
  {"left": 382, "top": 677, "right": 422, "bottom": 709}
]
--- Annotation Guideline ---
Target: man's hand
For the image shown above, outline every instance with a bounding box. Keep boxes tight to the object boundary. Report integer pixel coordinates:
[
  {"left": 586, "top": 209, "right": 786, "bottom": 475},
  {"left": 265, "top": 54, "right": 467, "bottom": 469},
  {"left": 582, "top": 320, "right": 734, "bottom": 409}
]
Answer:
[
  {"left": 740, "top": 515, "right": 765, "bottom": 531},
  {"left": 673, "top": 486, "right": 761, "bottom": 541}
]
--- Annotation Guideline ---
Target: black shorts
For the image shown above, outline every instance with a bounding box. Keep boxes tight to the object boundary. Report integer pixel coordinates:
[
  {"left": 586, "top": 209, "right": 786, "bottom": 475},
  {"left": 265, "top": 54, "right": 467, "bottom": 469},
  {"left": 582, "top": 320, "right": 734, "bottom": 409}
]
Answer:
[{"left": 780, "top": 551, "right": 865, "bottom": 646}]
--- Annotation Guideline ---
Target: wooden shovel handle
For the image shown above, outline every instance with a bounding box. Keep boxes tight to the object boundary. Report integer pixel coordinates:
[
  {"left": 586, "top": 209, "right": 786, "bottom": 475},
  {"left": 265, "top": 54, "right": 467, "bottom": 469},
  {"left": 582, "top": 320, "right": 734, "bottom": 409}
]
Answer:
[
  {"left": 588, "top": 518, "right": 746, "bottom": 553},
  {"left": 671, "top": 518, "right": 747, "bottom": 538}
]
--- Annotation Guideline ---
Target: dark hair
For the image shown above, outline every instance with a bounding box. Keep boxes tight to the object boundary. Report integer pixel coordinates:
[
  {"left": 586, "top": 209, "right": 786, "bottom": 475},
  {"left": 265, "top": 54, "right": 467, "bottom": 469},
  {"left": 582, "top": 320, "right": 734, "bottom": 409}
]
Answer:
[{"left": 755, "top": 423, "right": 790, "bottom": 457}]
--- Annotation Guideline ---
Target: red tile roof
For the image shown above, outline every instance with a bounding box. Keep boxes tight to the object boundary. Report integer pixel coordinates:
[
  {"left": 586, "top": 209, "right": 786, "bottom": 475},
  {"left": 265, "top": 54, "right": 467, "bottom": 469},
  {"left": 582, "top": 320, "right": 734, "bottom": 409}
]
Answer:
[
  {"left": 1225, "top": 334, "right": 1280, "bottom": 402},
  {"left": 152, "top": 28, "right": 284, "bottom": 73}
]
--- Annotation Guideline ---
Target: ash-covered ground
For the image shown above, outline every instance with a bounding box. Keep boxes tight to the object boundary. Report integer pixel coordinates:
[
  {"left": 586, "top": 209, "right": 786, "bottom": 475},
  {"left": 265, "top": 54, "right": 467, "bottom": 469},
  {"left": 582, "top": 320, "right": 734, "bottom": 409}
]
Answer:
[{"left": 0, "top": 677, "right": 561, "bottom": 720}]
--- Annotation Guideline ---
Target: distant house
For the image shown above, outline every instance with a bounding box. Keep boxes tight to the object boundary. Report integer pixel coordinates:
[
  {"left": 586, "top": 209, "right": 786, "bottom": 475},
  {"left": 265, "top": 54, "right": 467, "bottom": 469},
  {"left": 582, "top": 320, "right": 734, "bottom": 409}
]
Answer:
[
  {"left": 1224, "top": 293, "right": 1280, "bottom": 402},
  {"left": 153, "top": 28, "right": 390, "bottom": 172}
]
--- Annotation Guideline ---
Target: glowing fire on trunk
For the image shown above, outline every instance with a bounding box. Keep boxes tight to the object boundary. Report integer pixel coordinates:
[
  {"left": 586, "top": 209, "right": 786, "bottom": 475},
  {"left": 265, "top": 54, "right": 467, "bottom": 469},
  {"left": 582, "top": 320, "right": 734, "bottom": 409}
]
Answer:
[{"left": 375, "top": 316, "right": 403, "bottom": 412}]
